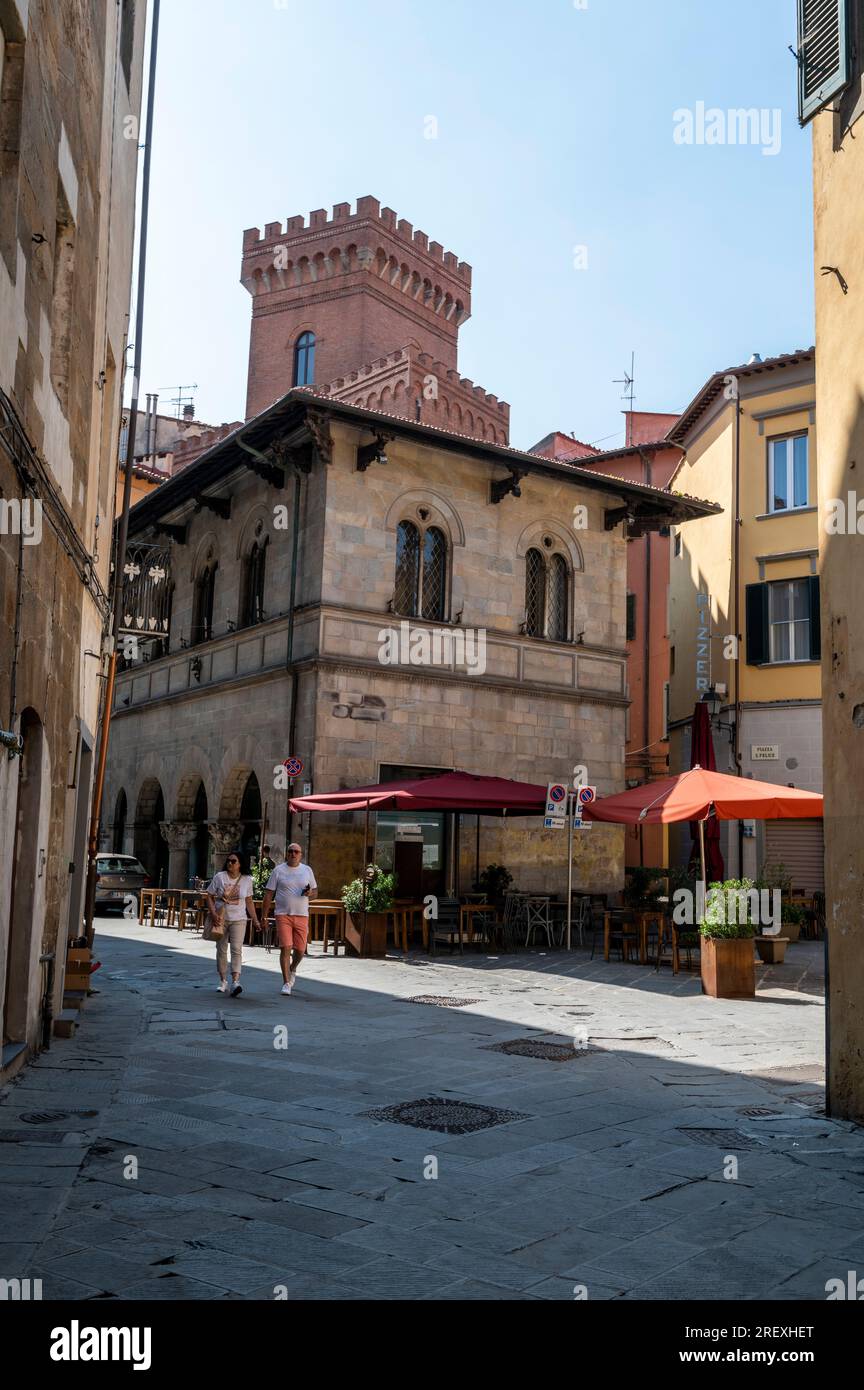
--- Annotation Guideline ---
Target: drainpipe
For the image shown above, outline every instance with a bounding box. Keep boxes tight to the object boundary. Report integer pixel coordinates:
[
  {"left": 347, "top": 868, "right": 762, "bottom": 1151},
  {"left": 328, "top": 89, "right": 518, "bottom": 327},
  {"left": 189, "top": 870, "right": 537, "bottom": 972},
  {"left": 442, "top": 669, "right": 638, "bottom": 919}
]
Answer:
[
  {"left": 39, "top": 952, "right": 55, "bottom": 1051},
  {"left": 6, "top": 523, "right": 25, "bottom": 754}
]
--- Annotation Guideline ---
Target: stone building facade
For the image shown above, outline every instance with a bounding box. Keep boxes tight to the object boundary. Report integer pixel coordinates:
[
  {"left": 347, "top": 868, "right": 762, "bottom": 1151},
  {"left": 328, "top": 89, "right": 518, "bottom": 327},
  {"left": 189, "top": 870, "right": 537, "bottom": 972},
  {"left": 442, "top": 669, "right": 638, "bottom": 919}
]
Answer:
[
  {"left": 104, "top": 392, "right": 712, "bottom": 903},
  {"left": 0, "top": 0, "right": 145, "bottom": 1072}
]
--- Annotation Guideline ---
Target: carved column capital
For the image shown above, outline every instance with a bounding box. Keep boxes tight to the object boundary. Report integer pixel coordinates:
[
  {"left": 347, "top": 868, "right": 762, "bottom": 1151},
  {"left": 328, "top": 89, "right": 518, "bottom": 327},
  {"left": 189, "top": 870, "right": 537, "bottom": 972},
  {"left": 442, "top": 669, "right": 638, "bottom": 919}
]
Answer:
[
  {"left": 207, "top": 822, "right": 244, "bottom": 854},
  {"left": 159, "top": 821, "right": 198, "bottom": 852}
]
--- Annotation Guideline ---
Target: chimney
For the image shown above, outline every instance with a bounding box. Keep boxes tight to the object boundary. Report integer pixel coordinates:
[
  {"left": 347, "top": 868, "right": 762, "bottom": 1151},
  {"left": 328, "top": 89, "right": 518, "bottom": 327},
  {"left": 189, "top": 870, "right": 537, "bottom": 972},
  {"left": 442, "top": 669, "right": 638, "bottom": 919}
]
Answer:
[
  {"left": 183, "top": 403, "right": 195, "bottom": 420},
  {"left": 150, "top": 393, "right": 159, "bottom": 462}
]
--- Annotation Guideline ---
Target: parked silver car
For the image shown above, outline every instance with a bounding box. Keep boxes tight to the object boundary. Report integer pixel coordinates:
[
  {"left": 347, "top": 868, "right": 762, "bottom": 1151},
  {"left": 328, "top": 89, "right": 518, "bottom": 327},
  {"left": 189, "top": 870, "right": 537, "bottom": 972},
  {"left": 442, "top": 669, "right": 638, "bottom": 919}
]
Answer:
[{"left": 95, "top": 854, "right": 151, "bottom": 913}]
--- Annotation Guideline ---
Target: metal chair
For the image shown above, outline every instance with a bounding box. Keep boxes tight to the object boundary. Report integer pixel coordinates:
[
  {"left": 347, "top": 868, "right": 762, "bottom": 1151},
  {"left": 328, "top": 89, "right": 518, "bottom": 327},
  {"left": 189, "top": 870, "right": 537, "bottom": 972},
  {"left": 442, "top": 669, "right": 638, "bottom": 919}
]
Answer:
[
  {"left": 525, "top": 896, "right": 553, "bottom": 949},
  {"left": 428, "top": 897, "right": 463, "bottom": 955}
]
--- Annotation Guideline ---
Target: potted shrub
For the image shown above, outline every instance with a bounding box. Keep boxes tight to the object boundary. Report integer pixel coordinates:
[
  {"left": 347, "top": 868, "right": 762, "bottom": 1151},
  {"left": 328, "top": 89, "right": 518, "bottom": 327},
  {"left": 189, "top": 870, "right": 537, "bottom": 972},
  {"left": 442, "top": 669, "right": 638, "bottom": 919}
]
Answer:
[
  {"left": 475, "top": 863, "right": 513, "bottom": 908},
  {"left": 623, "top": 866, "right": 665, "bottom": 913},
  {"left": 341, "top": 865, "right": 396, "bottom": 958},
  {"left": 756, "top": 860, "right": 804, "bottom": 942},
  {"left": 699, "top": 878, "right": 758, "bottom": 999}
]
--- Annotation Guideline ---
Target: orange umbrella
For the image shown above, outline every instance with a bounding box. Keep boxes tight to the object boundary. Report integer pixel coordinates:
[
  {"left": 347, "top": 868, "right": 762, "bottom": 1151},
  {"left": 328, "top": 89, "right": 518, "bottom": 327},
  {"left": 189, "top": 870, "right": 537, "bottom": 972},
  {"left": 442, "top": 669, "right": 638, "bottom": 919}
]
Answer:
[{"left": 583, "top": 765, "right": 823, "bottom": 887}]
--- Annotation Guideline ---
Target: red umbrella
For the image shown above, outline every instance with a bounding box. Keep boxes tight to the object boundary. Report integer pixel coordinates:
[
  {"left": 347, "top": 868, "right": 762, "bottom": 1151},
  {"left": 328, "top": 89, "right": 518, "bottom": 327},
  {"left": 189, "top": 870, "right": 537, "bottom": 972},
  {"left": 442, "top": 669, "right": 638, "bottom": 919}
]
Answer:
[
  {"left": 583, "top": 766, "right": 823, "bottom": 886},
  {"left": 290, "top": 769, "right": 548, "bottom": 816},
  {"left": 690, "top": 702, "right": 724, "bottom": 882}
]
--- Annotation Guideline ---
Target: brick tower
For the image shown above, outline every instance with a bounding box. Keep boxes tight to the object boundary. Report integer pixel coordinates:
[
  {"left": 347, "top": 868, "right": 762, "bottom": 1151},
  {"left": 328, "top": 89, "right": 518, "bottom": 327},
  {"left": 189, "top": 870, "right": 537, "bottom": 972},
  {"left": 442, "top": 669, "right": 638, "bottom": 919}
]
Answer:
[{"left": 241, "top": 196, "right": 509, "bottom": 443}]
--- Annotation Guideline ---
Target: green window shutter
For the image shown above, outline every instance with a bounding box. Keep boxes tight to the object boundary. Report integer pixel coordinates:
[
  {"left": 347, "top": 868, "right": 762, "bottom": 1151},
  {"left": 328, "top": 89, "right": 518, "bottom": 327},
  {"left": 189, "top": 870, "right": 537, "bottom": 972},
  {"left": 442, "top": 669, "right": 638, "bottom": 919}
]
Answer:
[
  {"left": 798, "top": 0, "right": 851, "bottom": 125},
  {"left": 745, "top": 582, "right": 770, "bottom": 665},
  {"left": 626, "top": 592, "right": 637, "bottom": 642},
  {"left": 808, "top": 575, "right": 822, "bottom": 660}
]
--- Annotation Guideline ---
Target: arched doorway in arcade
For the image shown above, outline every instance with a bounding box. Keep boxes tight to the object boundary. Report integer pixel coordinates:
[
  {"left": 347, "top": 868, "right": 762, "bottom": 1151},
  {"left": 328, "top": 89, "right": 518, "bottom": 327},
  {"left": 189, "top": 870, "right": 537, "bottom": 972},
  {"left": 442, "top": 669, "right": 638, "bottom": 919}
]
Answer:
[
  {"left": 239, "top": 772, "right": 263, "bottom": 864},
  {"left": 113, "top": 788, "right": 128, "bottom": 853},
  {"left": 134, "top": 779, "right": 169, "bottom": 886}
]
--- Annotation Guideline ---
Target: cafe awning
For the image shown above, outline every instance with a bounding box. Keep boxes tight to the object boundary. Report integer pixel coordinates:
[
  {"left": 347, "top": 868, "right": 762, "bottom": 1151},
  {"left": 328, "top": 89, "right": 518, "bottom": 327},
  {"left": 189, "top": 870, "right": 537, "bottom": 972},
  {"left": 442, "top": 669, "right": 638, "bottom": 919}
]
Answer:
[{"left": 290, "top": 769, "right": 549, "bottom": 817}]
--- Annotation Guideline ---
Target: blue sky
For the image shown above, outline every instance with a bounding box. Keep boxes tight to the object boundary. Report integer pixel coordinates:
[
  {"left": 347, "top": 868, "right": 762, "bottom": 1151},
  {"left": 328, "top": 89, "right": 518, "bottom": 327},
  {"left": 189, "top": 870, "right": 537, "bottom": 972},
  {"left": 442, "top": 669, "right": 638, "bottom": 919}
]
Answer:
[{"left": 137, "top": 0, "right": 813, "bottom": 452}]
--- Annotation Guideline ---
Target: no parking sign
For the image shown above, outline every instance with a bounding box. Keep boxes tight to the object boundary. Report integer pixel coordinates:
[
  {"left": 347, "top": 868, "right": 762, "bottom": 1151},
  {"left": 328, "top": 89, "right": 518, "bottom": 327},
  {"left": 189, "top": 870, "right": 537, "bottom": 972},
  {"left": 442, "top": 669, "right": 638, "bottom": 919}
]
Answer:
[{"left": 283, "top": 756, "right": 304, "bottom": 779}]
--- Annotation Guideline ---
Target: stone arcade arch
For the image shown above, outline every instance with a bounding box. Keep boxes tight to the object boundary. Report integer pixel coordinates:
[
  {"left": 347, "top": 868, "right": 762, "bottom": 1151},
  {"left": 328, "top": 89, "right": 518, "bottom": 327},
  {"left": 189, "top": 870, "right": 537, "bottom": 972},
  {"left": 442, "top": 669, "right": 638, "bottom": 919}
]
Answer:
[{"left": 134, "top": 778, "right": 168, "bottom": 885}]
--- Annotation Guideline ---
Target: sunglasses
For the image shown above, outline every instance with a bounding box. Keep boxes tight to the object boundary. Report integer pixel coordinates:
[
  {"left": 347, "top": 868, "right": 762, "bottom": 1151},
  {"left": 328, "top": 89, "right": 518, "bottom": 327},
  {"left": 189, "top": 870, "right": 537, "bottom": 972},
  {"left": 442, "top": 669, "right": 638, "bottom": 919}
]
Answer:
[{"left": 227, "top": 858, "right": 239, "bottom": 865}]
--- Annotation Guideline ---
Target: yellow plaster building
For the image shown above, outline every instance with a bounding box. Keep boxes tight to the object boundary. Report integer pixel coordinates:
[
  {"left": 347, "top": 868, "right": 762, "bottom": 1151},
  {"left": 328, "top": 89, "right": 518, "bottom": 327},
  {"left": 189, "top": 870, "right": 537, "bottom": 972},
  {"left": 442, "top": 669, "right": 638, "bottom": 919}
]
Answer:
[{"left": 667, "top": 350, "right": 823, "bottom": 887}]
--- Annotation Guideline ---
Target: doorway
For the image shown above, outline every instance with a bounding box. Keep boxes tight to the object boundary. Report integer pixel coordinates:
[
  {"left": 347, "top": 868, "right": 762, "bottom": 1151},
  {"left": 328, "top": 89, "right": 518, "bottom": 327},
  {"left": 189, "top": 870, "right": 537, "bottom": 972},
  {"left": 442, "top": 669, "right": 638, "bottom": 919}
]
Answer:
[{"left": 4, "top": 710, "right": 50, "bottom": 1049}]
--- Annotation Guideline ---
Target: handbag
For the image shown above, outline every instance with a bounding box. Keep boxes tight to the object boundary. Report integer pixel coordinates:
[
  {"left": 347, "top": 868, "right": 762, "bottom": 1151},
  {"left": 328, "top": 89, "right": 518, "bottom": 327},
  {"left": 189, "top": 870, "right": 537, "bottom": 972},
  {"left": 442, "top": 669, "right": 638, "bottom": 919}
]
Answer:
[
  {"left": 203, "top": 905, "right": 225, "bottom": 941},
  {"left": 204, "top": 871, "right": 243, "bottom": 940}
]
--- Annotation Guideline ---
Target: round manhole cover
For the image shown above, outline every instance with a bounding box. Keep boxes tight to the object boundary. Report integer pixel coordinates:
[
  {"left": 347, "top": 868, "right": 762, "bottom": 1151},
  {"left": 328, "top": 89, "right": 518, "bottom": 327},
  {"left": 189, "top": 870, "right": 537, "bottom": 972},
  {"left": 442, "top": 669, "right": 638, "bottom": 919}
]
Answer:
[{"left": 363, "top": 1096, "right": 527, "bottom": 1134}]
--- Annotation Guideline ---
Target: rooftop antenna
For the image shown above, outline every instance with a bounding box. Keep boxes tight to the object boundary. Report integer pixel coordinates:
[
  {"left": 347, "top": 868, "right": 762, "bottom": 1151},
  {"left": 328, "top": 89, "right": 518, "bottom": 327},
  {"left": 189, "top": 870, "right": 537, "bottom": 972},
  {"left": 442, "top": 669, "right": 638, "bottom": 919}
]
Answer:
[
  {"left": 158, "top": 383, "right": 198, "bottom": 419},
  {"left": 614, "top": 352, "right": 635, "bottom": 444}
]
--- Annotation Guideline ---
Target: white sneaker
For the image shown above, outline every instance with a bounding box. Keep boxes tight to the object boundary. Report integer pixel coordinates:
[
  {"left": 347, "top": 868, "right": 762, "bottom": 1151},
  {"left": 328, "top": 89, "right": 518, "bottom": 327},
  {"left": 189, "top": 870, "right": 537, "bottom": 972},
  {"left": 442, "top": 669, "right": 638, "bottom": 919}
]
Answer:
[
  {"left": 281, "top": 982, "right": 292, "bottom": 995},
  {"left": 217, "top": 980, "right": 228, "bottom": 993}
]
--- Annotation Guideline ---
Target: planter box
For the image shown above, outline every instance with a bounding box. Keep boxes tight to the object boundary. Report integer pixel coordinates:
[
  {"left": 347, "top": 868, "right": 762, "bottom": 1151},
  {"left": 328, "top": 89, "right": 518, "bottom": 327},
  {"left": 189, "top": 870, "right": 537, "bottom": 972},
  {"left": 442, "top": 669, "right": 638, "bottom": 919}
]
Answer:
[
  {"left": 782, "top": 920, "right": 802, "bottom": 944},
  {"left": 700, "top": 936, "right": 756, "bottom": 998},
  {"left": 755, "top": 936, "right": 790, "bottom": 965},
  {"left": 345, "top": 911, "right": 388, "bottom": 959}
]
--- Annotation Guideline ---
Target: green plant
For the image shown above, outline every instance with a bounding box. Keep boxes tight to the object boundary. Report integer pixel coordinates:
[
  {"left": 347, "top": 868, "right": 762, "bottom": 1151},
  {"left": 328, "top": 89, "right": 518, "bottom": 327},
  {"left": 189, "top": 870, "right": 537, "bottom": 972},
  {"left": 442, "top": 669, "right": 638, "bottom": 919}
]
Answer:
[
  {"left": 251, "top": 858, "right": 271, "bottom": 896},
  {"left": 699, "top": 877, "right": 759, "bottom": 940},
  {"left": 341, "top": 865, "right": 396, "bottom": 915},
  {"left": 782, "top": 901, "right": 807, "bottom": 927},
  {"left": 757, "top": 859, "right": 793, "bottom": 894},
  {"left": 475, "top": 863, "right": 513, "bottom": 900},
  {"left": 623, "top": 866, "right": 664, "bottom": 912}
]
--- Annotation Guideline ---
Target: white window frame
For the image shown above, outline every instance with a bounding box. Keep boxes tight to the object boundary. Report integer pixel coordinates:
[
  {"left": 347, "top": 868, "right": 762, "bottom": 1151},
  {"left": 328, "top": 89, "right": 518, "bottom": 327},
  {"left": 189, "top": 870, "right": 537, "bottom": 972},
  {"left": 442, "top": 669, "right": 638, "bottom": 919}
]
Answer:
[
  {"left": 768, "top": 578, "right": 811, "bottom": 664},
  {"left": 768, "top": 433, "right": 809, "bottom": 514}
]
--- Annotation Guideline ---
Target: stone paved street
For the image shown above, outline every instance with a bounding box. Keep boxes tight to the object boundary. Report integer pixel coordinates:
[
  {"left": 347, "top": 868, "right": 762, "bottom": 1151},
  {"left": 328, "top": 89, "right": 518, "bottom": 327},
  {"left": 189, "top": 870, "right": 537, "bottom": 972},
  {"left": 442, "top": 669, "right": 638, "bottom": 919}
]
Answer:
[{"left": 3, "top": 919, "right": 860, "bottom": 1302}]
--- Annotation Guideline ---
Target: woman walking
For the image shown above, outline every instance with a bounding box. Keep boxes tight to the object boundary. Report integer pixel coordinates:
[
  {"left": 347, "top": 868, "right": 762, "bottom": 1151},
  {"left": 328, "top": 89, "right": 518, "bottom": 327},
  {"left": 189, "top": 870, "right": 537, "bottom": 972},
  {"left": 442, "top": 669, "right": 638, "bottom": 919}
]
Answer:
[{"left": 206, "top": 852, "right": 258, "bottom": 997}]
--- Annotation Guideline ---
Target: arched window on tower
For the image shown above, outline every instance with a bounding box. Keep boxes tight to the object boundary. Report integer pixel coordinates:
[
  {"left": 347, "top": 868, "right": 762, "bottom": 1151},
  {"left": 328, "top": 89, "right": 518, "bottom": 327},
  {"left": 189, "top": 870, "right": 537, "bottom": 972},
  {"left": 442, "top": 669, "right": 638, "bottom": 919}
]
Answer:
[{"left": 293, "top": 331, "right": 315, "bottom": 387}]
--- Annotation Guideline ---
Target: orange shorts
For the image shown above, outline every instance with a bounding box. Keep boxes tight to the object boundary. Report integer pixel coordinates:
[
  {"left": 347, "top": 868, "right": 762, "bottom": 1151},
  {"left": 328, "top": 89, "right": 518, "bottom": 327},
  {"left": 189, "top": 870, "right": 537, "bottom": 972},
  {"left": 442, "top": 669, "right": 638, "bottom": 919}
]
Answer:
[{"left": 276, "top": 914, "right": 308, "bottom": 952}]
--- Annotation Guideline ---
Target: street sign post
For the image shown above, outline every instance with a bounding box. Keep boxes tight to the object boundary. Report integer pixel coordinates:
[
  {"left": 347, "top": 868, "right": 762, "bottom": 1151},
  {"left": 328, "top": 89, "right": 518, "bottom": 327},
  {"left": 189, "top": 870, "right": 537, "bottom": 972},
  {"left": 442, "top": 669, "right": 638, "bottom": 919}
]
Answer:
[{"left": 545, "top": 782, "right": 568, "bottom": 819}]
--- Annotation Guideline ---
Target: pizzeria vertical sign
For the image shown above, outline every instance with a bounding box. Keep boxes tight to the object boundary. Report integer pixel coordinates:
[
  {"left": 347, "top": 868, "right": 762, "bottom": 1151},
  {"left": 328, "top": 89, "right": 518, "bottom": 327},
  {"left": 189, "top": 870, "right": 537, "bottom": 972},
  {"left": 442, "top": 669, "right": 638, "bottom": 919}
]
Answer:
[{"left": 696, "top": 590, "right": 710, "bottom": 694}]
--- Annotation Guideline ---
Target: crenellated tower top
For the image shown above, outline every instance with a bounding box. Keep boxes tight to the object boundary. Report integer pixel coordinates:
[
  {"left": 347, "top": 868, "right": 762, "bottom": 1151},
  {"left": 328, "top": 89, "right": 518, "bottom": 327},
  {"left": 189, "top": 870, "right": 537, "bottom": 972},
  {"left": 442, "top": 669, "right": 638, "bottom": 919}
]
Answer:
[{"left": 240, "top": 196, "right": 473, "bottom": 420}]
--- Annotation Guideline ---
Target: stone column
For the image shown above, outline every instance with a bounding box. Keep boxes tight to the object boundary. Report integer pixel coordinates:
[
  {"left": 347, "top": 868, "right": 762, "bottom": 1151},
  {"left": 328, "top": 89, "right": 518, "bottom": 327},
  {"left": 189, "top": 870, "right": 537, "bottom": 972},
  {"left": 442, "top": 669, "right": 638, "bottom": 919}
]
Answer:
[
  {"left": 208, "top": 822, "right": 244, "bottom": 871},
  {"left": 159, "top": 821, "right": 198, "bottom": 888}
]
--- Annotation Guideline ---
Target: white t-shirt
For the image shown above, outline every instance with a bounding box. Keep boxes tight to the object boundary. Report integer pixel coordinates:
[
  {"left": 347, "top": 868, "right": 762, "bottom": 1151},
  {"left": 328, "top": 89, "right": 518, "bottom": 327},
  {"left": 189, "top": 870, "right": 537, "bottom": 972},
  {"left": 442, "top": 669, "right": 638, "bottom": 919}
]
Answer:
[
  {"left": 207, "top": 871, "right": 253, "bottom": 922},
  {"left": 266, "top": 862, "right": 317, "bottom": 917}
]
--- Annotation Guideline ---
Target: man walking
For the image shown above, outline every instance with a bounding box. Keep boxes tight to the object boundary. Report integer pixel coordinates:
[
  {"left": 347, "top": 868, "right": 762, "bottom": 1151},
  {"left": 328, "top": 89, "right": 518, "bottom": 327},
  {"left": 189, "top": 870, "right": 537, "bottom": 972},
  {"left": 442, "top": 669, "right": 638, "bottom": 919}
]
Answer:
[{"left": 262, "top": 842, "right": 317, "bottom": 996}]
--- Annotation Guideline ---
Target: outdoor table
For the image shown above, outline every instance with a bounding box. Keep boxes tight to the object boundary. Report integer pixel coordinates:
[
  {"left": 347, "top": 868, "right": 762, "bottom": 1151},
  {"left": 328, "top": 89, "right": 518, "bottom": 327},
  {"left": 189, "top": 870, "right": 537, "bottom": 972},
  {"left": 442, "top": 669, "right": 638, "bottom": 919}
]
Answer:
[
  {"left": 309, "top": 900, "right": 345, "bottom": 945},
  {"left": 138, "top": 886, "right": 179, "bottom": 928},
  {"left": 173, "top": 888, "right": 206, "bottom": 931}
]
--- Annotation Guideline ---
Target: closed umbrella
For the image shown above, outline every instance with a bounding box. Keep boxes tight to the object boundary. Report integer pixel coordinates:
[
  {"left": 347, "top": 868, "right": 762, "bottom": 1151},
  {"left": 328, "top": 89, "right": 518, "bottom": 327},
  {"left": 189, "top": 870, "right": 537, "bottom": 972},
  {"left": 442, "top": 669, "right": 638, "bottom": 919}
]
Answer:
[{"left": 689, "top": 701, "right": 724, "bottom": 882}]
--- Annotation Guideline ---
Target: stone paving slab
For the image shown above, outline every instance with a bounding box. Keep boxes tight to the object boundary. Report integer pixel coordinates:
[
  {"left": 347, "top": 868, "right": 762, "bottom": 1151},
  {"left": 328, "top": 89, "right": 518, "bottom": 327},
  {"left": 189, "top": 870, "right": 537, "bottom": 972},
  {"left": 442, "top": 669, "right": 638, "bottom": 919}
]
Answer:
[{"left": 1, "top": 923, "right": 855, "bottom": 1301}]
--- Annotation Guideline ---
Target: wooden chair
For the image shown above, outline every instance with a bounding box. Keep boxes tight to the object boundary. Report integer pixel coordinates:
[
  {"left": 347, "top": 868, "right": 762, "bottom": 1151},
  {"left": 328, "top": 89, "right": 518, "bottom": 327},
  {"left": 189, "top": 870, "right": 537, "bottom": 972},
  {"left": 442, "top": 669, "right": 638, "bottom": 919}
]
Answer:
[{"left": 321, "top": 904, "right": 348, "bottom": 956}]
